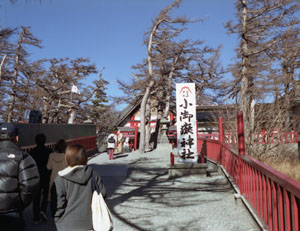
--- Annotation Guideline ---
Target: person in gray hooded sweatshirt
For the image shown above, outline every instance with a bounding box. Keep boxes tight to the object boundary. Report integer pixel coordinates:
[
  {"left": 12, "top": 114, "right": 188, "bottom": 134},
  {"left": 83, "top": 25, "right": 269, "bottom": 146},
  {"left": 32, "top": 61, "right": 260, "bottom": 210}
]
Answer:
[{"left": 52, "top": 144, "right": 106, "bottom": 231}]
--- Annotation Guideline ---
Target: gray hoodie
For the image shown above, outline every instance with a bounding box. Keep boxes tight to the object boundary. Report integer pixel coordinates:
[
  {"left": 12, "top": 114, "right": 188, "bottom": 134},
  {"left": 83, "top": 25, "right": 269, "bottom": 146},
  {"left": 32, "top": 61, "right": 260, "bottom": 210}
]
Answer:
[{"left": 54, "top": 165, "right": 106, "bottom": 231}]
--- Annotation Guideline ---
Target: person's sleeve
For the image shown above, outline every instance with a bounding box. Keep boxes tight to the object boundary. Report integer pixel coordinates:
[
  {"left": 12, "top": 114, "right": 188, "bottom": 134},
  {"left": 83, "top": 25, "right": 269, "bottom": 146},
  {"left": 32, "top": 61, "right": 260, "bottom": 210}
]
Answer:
[
  {"left": 95, "top": 173, "right": 106, "bottom": 199},
  {"left": 18, "top": 152, "right": 40, "bottom": 207},
  {"left": 53, "top": 177, "right": 67, "bottom": 222},
  {"left": 47, "top": 154, "right": 52, "bottom": 170}
]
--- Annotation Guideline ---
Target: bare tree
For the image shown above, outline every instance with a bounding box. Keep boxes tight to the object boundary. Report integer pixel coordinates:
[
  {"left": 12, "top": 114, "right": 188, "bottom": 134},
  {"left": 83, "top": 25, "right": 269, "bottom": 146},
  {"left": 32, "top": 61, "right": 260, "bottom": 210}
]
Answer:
[
  {"left": 4, "top": 26, "right": 42, "bottom": 122},
  {"left": 225, "top": 0, "right": 300, "bottom": 154},
  {"left": 139, "top": 0, "right": 204, "bottom": 152},
  {"left": 118, "top": 0, "right": 223, "bottom": 152},
  {"left": 34, "top": 57, "right": 97, "bottom": 123}
]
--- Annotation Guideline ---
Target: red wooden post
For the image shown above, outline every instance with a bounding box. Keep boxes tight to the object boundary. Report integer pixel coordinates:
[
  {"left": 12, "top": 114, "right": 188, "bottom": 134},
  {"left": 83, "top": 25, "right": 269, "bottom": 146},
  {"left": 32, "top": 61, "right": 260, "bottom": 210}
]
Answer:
[
  {"left": 170, "top": 152, "right": 174, "bottom": 165},
  {"left": 285, "top": 189, "right": 291, "bottom": 231},
  {"left": 219, "top": 117, "right": 224, "bottom": 143},
  {"left": 272, "top": 181, "right": 278, "bottom": 231},
  {"left": 202, "top": 140, "right": 206, "bottom": 163},
  {"left": 254, "top": 170, "right": 259, "bottom": 211},
  {"left": 263, "top": 176, "right": 268, "bottom": 224},
  {"left": 116, "top": 132, "right": 119, "bottom": 146},
  {"left": 278, "top": 185, "right": 284, "bottom": 231},
  {"left": 134, "top": 126, "right": 138, "bottom": 150},
  {"left": 267, "top": 178, "right": 273, "bottom": 229},
  {"left": 196, "top": 120, "right": 198, "bottom": 139},
  {"left": 259, "top": 172, "right": 264, "bottom": 218},
  {"left": 292, "top": 194, "right": 299, "bottom": 231},
  {"left": 237, "top": 112, "right": 246, "bottom": 155},
  {"left": 237, "top": 112, "right": 245, "bottom": 194}
]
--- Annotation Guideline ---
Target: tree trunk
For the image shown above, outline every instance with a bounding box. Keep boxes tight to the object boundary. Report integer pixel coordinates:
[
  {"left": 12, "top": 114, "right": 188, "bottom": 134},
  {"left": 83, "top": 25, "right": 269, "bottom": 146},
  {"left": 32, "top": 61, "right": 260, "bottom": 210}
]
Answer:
[
  {"left": 138, "top": 18, "right": 163, "bottom": 153},
  {"left": 145, "top": 97, "right": 152, "bottom": 150},
  {"left": 139, "top": 80, "right": 154, "bottom": 153},
  {"left": 240, "top": 0, "right": 251, "bottom": 151},
  {"left": 0, "top": 54, "right": 7, "bottom": 83},
  {"left": 42, "top": 98, "right": 50, "bottom": 123},
  {"left": 163, "top": 56, "right": 178, "bottom": 119}
]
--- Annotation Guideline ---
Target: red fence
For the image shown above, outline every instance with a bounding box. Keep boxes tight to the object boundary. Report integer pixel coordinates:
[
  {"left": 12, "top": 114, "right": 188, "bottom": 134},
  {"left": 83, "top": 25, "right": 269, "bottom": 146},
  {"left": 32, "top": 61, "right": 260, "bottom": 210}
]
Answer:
[
  {"left": 21, "top": 136, "right": 97, "bottom": 153},
  {"left": 254, "top": 130, "right": 298, "bottom": 144},
  {"left": 198, "top": 137, "right": 300, "bottom": 231}
]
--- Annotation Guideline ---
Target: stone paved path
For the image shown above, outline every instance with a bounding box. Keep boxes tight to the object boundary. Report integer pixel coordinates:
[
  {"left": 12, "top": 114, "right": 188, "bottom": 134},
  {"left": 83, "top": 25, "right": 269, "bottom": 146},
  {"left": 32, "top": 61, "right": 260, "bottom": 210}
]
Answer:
[
  {"left": 89, "top": 148, "right": 260, "bottom": 231},
  {"left": 2, "top": 147, "right": 260, "bottom": 231}
]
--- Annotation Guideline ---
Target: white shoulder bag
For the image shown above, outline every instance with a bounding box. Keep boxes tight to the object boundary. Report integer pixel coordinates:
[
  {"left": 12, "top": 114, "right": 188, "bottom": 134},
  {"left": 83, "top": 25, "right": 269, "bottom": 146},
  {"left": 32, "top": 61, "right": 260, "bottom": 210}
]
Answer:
[{"left": 91, "top": 175, "right": 113, "bottom": 231}]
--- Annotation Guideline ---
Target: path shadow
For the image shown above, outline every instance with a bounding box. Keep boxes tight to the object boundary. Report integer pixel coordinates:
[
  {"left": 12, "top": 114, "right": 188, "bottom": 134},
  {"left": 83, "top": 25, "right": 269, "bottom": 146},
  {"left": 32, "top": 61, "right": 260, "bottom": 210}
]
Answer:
[
  {"left": 101, "top": 157, "right": 233, "bottom": 231},
  {"left": 113, "top": 153, "right": 129, "bottom": 159},
  {"left": 89, "top": 163, "right": 132, "bottom": 199}
]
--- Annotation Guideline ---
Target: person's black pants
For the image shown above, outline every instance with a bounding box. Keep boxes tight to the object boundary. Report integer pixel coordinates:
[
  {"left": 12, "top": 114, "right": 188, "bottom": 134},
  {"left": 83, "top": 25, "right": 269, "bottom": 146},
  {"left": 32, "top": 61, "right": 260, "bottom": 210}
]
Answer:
[{"left": 33, "top": 180, "right": 49, "bottom": 220}]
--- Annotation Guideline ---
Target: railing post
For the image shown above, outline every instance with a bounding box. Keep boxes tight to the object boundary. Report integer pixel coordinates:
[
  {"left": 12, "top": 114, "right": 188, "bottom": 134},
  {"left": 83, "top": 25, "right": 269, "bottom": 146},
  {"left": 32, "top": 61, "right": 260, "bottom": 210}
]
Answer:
[
  {"left": 219, "top": 117, "right": 224, "bottom": 143},
  {"left": 237, "top": 112, "right": 246, "bottom": 156},
  {"left": 237, "top": 112, "right": 245, "bottom": 194},
  {"left": 202, "top": 139, "right": 206, "bottom": 163},
  {"left": 170, "top": 152, "right": 174, "bottom": 165},
  {"left": 134, "top": 126, "right": 138, "bottom": 151},
  {"left": 116, "top": 132, "right": 119, "bottom": 147},
  {"left": 196, "top": 120, "right": 198, "bottom": 139}
]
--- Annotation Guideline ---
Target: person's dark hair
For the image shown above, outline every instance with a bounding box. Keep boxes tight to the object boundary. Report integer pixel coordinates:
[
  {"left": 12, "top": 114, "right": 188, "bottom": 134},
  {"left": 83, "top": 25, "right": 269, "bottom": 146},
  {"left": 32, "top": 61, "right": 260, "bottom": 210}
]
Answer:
[
  {"left": 55, "top": 139, "right": 66, "bottom": 153},
  {"left": 65, "top": 144, "right": 87, "bottom": 167},
  {"left": 35, "top": 133, "right": 46, "bottom": 146},
  {"left": 0, "top": 123, "right": 19, "bottom": 142}
]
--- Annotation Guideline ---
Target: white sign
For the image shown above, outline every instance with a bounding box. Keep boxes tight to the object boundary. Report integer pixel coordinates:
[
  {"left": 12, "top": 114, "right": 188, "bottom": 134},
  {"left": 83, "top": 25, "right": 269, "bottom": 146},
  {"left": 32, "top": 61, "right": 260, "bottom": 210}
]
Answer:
[
  {"left": 176, "top": 83, "right": 197, "bottom": 163},
  {"left": 71, "top": 84, "right": 80, "bottom": 94}
]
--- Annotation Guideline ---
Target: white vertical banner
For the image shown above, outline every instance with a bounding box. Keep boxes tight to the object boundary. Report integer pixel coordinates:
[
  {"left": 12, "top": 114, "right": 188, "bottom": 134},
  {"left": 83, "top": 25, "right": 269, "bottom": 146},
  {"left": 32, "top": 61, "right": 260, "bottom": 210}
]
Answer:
[{"left": 176, "top": 83, "right": 197, "bottom": 163}]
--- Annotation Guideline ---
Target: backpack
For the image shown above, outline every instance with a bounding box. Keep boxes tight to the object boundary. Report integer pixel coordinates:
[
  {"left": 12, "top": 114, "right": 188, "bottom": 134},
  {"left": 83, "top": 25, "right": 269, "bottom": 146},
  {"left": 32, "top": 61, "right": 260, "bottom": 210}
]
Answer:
[{"left": 108, "top": 136, "right": 115, "bottom": 144}]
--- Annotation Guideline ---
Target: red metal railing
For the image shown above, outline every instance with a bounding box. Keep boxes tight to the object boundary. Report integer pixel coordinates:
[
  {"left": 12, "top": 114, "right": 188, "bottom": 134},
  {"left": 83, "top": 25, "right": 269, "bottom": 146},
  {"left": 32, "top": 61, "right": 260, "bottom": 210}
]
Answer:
[
  {"left": 170, "top": 114, "right": 299, "bottom": 230},
  {"left": 254, "top": 129, "right": 298, "bottom": 144},
  {"left": 21, "top": 136, "right": 97, "bottom": 153},
  {"left": 198, "top": 137, "right": 300, "bottom": 230}
]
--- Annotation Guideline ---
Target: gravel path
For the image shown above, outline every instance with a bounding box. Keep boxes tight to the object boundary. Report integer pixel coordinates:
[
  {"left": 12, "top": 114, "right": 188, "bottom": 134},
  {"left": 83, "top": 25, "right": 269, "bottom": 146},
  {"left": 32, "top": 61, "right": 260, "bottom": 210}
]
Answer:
[{"left": 89, "top": 147, "right": 260, "bottom": 231}]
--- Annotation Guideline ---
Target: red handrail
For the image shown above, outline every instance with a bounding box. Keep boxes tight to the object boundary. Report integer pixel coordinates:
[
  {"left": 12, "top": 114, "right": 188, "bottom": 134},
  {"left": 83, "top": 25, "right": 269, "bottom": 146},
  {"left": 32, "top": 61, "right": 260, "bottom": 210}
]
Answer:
[{"left": 199, "top": 137, "right": 300, "bottom": 231}]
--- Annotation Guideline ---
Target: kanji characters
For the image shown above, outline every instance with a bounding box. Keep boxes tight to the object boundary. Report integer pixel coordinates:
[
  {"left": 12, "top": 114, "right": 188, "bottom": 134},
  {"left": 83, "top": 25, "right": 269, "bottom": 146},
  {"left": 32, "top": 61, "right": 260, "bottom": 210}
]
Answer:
[{"left": 177, "top": 83, "right": 197, "bottom": 162}]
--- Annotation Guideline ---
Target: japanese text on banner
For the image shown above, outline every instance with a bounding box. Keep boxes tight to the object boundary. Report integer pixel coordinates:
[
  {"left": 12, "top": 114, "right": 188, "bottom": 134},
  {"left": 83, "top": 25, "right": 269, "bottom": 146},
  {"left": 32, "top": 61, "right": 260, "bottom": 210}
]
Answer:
[{"left": 176, "top": 83, "right": 197, "bottom": 163}]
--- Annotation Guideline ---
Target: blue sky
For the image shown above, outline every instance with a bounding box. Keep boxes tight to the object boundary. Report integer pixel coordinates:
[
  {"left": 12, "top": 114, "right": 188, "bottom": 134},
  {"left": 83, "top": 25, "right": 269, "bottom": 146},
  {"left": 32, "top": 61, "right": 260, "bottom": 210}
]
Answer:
[{"left": 0, "top": 0, "right": 237, "bottom": 106}]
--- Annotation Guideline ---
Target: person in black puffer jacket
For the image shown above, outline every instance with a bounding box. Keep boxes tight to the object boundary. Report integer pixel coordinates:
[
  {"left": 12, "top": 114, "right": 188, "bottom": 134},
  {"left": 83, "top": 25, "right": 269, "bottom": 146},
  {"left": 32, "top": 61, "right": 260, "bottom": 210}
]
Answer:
[{"left": 0, "top": 123, "right": 40, "bottom": 216}]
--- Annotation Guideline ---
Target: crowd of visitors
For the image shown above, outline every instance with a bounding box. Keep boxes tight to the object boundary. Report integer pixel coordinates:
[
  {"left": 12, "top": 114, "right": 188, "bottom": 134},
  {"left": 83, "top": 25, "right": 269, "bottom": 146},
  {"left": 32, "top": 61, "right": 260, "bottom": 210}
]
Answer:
[{"left": 0, "top": 123, "right": 111, "bottom": 231}]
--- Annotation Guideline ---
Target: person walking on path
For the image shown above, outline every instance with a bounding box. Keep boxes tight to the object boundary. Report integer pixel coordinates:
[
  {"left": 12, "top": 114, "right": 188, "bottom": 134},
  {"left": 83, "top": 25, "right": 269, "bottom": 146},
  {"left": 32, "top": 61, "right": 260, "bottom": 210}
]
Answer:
[
  {"left": 52, "top": 144, "right": 106, "bottom": 231},
  {"left": 0, "top": 123, "right": 40, "bottom": 230},
  {"left": 117, "top": 131, "right": 124, "bottom": 153},
  {"left": 29, "top": 133, "right": 52, "bottom": 224},
  {"left": 47, "top": 139, "right": 67, "bottom": 211},
  {"left": 123, "top": 137, "right": 131, "bottom": 152},
  {"left": 107, "top": 132, "right": 117, "bottom": 160}
]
